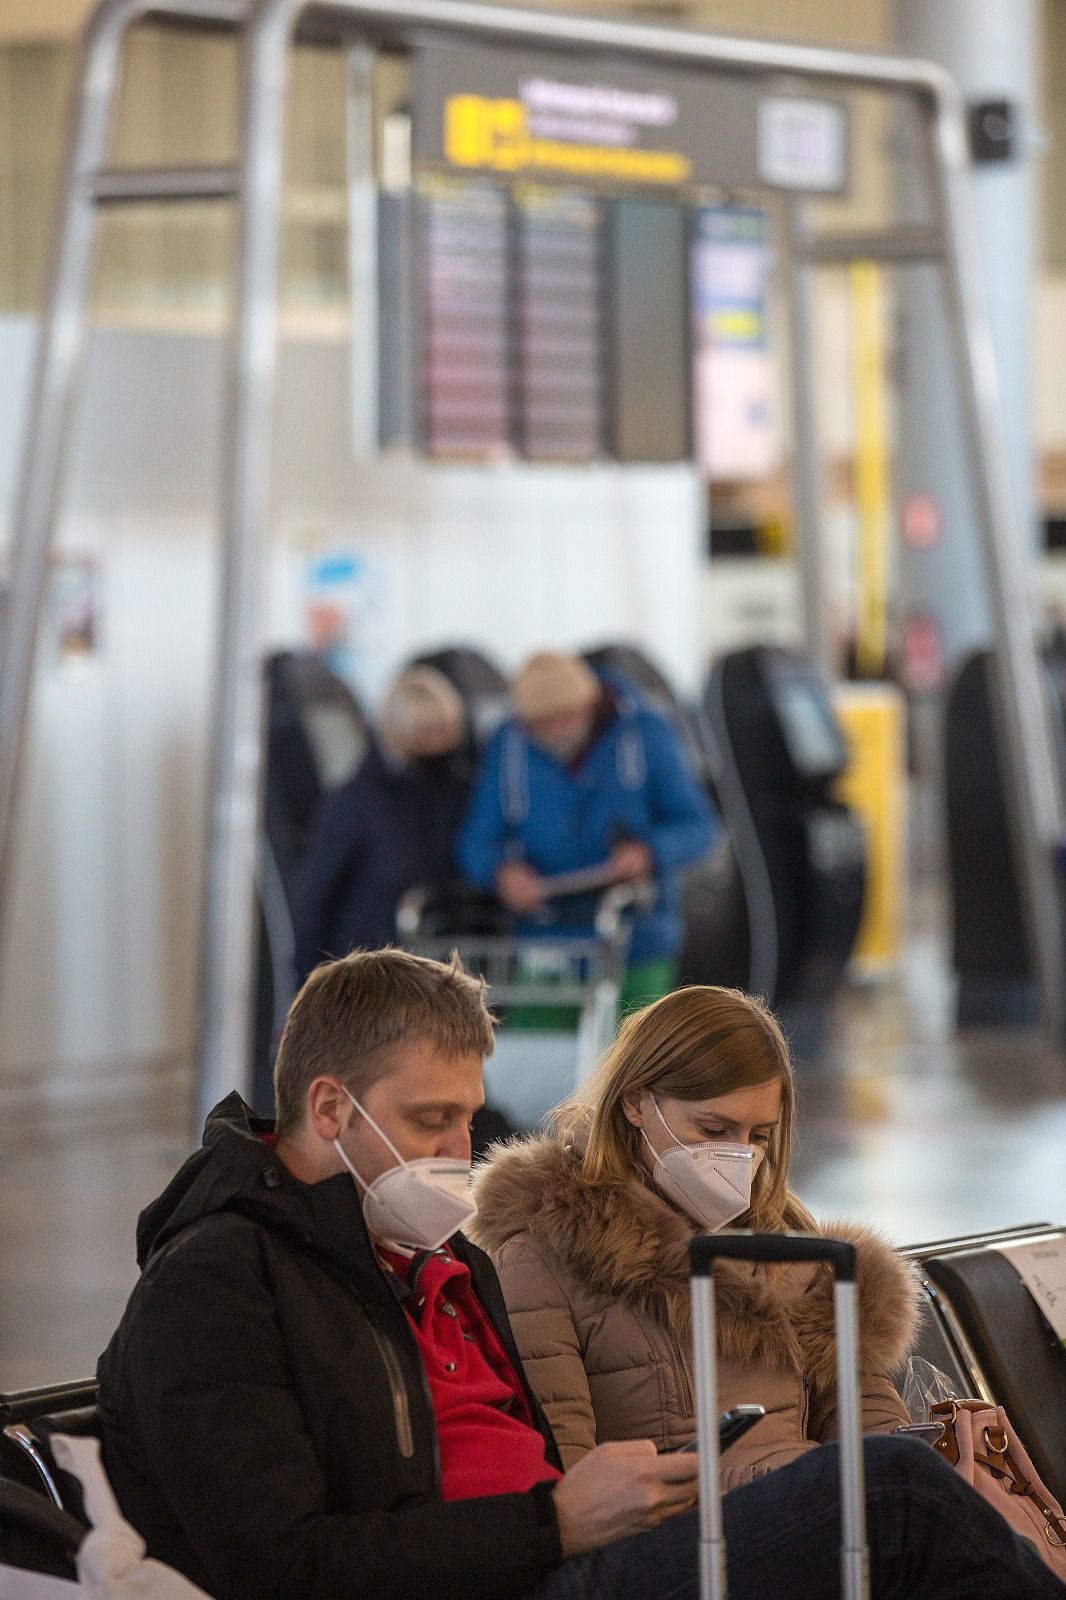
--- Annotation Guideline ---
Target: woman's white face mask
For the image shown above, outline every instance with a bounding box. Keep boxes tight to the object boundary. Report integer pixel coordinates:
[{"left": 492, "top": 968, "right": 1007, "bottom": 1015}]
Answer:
[
  {"left": 333, "top": 1088, "right": 476, "bottom": 1251},
  {"left": 642, "top": 1096, "right": 763, "bottom": 1232}
]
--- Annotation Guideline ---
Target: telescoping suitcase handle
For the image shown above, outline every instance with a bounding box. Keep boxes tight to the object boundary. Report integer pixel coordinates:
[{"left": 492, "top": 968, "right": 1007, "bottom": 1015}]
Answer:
[{"left": 688, "top": 1232, "right": 870, "bottom": 1600}]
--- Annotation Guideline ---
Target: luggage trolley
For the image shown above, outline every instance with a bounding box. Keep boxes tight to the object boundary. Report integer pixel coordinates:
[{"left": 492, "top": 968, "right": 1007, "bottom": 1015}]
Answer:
[{"left": 398, "top": 876, "right": 652, "bottom": 1129}]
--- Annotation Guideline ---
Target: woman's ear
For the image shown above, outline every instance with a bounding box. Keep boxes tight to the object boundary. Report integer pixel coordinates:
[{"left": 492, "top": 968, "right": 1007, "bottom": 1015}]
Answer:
[{"left": 621, "top": 1090, "right": 646, "bottom": 1129}]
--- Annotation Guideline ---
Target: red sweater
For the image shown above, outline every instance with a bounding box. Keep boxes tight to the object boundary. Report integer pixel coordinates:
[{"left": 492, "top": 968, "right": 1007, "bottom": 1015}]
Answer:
[{"left": 380, "top": 1247, "right": 563, "bottom": 1503}]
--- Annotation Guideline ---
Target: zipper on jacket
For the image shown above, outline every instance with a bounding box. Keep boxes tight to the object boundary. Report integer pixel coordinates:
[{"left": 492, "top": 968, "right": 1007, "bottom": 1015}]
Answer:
[
  {"left": 365, "top": 1314, "right": 415, "bottom": 1459},
  {"left": 670, "top": 1334, "right": 694, "bottom": 1419},
  {"left": 372, "top": 1280, "right": 444, "bottom": 1488}
]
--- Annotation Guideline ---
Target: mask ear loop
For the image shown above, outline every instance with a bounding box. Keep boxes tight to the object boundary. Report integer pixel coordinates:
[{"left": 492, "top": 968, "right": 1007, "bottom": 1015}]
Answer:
[
  {"left": 650, "top": 1094, "right": 687, "bottom": 1151},
  {"left": 639, "top": 1093, "right": 680, "bottom": 1166},
  {"left": 334, "top": 1085, "right": 410, "bottom": 1191},
  {"left": 334, "top": 1136, "right": 371, "bottom": 1192}
]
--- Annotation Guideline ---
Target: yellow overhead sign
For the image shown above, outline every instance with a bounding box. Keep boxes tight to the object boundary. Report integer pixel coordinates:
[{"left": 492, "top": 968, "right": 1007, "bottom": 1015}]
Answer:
[
  {"left": 416, "top": 45, "right": 850, "bottom": 196},
  {"left": 444, "top": 94, "right": 692, "bottom": 185}
]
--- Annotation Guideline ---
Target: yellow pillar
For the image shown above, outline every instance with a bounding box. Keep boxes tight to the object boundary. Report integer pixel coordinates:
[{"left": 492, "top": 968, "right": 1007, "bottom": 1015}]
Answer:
[
  {"left": 850, "top": 261, "right": 890, "bottom": 680},
  {"left": 834, "top": 683, "right": 906, "bottom": 977}
]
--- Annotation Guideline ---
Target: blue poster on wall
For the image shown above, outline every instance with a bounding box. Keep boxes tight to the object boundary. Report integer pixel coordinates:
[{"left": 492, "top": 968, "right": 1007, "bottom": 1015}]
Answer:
[{"left": 304, "top": 550, "right": 375, "bottom": 684}]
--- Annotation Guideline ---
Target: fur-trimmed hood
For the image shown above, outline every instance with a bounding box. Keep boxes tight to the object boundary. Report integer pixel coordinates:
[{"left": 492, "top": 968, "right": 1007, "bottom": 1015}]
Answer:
[{"left": 471, "top": 1135, "right": 922, "bottom": 1385}]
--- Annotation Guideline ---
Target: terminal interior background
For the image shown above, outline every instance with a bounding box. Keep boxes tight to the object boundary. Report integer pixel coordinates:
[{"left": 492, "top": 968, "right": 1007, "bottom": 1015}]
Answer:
[{"left": 2, "top": 0, "right": 1066, "bottom": 1392}]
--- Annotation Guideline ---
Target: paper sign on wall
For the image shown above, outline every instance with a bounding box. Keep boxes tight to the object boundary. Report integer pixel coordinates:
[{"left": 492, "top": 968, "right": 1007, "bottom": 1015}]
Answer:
[
  {"left": 758, "top": 97, "right": 848, "bottom": 192},
  {"left": 996, "top": 1237, "right": 1066, "bottom": 1345}
]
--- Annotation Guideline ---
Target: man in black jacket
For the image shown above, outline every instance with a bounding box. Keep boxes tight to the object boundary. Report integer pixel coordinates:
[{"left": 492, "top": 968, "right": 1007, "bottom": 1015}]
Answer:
[{"left": 97, "top": 951, "right": 1064, "bottom": 1600}]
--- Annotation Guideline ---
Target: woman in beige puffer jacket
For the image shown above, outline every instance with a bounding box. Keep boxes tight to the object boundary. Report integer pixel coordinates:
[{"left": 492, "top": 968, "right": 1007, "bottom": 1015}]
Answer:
[{"left": 470, "top": 985, "right": 922, "bottom": 1490}]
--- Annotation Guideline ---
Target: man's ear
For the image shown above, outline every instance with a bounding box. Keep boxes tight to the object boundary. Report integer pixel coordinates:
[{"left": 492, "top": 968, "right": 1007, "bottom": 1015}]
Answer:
[
  {"left": 307, "top": 1077, "right": 351, "bottom": 1142},
  {"left": 621, "top": 1090, "right": 646, "bottom": 1129}
]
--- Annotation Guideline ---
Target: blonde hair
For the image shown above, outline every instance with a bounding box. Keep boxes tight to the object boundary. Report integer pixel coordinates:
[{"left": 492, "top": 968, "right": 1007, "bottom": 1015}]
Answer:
[
  {"left": 378, "top": 666, "right": 464, "bottom": 758},
  {"left": 553, "top": 986, "right": 814, "bottom": 1232}
]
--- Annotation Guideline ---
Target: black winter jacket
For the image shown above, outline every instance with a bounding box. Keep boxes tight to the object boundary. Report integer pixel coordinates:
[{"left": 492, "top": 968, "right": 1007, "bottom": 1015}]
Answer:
[
  {"left": 292, "top": 744, "right": 470, "bottom": 981},
  {"left": 97, "top": 1095, "right": 563, "bottom": 1600}
]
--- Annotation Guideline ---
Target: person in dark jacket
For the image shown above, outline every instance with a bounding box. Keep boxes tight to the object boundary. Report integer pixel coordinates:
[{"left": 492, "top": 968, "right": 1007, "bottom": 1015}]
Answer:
[
  {"left": 293, "top": 665, "right": 470, "bottom": 980},
  {"left": 458, "top": 652, "right": 714, "bottom": 1012},
  {"left": 96, "top": 950, "right": 1066, "bottom": 1600}
]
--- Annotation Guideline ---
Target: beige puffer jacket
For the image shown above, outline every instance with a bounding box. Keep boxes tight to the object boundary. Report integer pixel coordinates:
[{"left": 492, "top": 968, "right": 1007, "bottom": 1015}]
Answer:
[{"left": 470, "top": 1135, "right": 922, "bottom": 1489}]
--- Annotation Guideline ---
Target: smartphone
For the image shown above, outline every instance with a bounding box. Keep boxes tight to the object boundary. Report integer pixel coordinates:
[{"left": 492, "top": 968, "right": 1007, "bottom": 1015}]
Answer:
[
  {"left": 893, "top": 1422, "right": 947, "bottom": 1446},
  {"left": 671, "top": 1404, "right": 766, "bottom": 1454}
]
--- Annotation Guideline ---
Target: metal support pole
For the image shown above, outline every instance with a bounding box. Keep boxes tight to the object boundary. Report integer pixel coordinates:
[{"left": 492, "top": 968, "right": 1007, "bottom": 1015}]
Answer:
[
  {"left": 784, "top": 199, "right": 835, "bottom": 683},
  {"left": 89, "top": 164, "right": 240, "bottom": 202},
  {"left": 924, "top": 90, "right": 1066, "bottom": 1042},
  {"left": 0, "top": 5, "right": 129, "bottom": 971},
  {"left": 691, "top": 1273, "right": 726, "bottom": 1600},
  {"left": 194, "top": 0, "right": 293, "bottom": 1127},
  {"left": 0, "top": 0, "right": 245, "bottom": 1013},
  {"left": 834, "top": 1279, "right": 870, "bottom": 1600},
  {"left": 346, "top": 43, "right": 380, "bottom": 457},
  {"left": 803, "top": 224, "right": 944, "bottom": 265}
]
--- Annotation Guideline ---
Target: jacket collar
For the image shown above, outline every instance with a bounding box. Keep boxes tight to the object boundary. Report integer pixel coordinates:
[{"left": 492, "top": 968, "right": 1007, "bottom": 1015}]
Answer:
[
  {"left": 471, "top": 1134, "right": 921, "bottom": 1384},
  {"left": 138, "top": 1094, "right": 386, "bottom": 1288}
]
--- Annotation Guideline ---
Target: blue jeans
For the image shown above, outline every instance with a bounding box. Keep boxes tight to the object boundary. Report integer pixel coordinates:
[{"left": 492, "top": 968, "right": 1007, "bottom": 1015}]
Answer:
[{"left": 528, "top": 1437, "right": 1066, "bottom": 1600}]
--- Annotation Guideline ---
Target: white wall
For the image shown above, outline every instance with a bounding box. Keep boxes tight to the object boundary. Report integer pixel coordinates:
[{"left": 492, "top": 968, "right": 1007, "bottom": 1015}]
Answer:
[{"left": 0, "top": 318, "right": 703, "bottom": 1114}]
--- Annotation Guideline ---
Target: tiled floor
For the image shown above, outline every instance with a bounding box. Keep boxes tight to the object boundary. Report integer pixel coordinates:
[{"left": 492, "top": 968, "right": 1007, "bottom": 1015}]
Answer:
[{"left": 1, "top": 902, "right": 1064, "bottom": 1392}]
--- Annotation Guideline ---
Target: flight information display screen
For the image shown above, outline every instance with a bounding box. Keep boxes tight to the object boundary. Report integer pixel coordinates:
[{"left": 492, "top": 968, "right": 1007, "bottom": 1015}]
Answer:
[
  {"left": 515, "top": 187, "right": 604, "bottom": 462},
  {"left": 607, "top": 198, "right": 690, "bottom": 462},
  {"left": 420, "top": 176, "right": 511, "bottom": 459},
  {"left": 411, "top": 175, "right": 701, "bottom": 467}
]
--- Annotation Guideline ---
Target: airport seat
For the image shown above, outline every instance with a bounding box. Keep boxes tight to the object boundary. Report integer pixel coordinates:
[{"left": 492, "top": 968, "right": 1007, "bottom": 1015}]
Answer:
[
  {"left": 582, "top": 641, "right": 715, "bottom": 789},
  {"left": 695, "top": 647, "right": 865, "bottom": 1054},
  {"left": 921, "top": 1240, "right": 1066, "bottom": 1503},
  {"left": 0, "top": 1475, "right": 84, "bottom": 1580},
  {"left": 892, "top": 1278, "right": 975, "bottom": 1407},
  {"left": 1, "top": 1381, "right": 100, "bottom": 1518},
  {"left": 1, "top": 1380, "right": 99, "bottom": 1427},
  {"left": 903, "top": 1225, "right": 1066, "bottom": 1503}
]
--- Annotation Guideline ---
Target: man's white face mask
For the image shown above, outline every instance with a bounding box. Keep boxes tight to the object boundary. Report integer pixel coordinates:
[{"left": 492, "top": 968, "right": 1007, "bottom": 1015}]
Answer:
[
  {"left": 642, "top": 1096, "right": 763, "bottom": 1232},
  {"left": 333, "top": 1087, "right": 476, "bottom": 1251}
]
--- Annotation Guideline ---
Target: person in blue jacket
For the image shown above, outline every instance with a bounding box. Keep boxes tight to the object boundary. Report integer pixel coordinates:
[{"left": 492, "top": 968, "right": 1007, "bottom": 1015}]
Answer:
[{"left": 458, "top": 650, "right": 715, "bottom": 1012}]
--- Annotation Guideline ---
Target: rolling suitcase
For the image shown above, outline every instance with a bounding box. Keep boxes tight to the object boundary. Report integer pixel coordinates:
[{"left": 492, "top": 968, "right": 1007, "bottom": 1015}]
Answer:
[{"left": 689, "top": 1232, "right": 870, "bottom": 1600}]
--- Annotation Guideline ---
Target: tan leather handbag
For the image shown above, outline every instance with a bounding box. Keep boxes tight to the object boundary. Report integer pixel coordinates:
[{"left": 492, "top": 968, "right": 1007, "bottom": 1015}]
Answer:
[{"left": 930, "top": 1399, "right": 1066, "bottom": 1578}]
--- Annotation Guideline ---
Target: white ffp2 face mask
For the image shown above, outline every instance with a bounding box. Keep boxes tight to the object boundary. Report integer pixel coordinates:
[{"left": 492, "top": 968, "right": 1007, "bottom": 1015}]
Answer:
[
  {"left": 642, "top": 1097, "right": 763, "bottom": 1232},
  {"left": 333, "top": 1088, "right": 476, "bottom": 1251}
]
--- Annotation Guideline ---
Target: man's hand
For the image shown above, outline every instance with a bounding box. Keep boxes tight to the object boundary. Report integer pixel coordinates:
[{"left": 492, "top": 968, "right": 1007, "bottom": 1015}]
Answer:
[
  {"left": 551, "top": 1440, "right": 699, "bottom": 1559},
  {"left": 607, "top": 840, "right": 655, "bottom": 883},
  {"left": 495, "top": 861, "right": 547, "bottom": 915}
]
